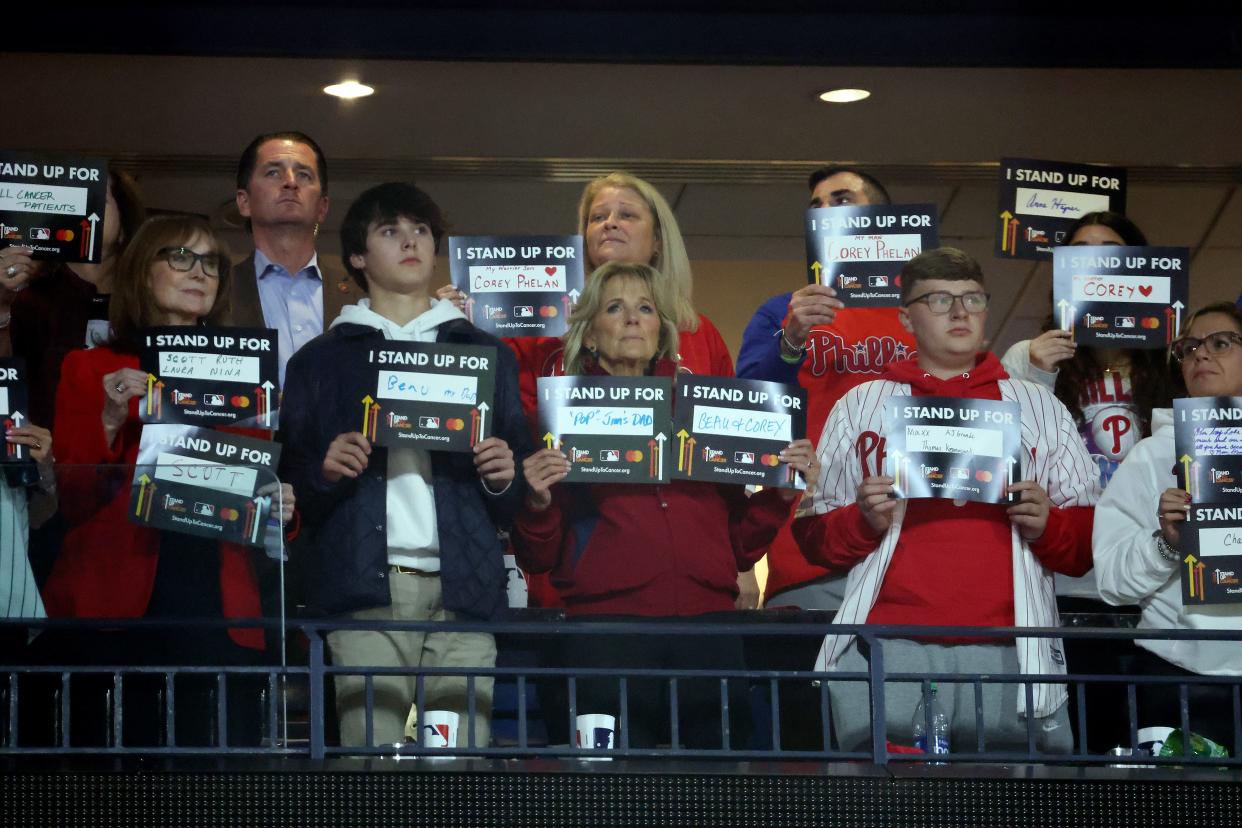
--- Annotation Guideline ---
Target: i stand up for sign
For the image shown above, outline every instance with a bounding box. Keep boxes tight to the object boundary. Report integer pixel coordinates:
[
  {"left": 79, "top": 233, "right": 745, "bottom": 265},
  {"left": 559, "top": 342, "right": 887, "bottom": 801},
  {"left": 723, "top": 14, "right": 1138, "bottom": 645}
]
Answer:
[
  {"left": 537, "top": 375, "right": 672, "bottom": 484},
  {"left": 995, "top": 158, "right": 1126, "bottom": 260},
  {"left": 1173, "top": 397, "right": 1242, "bottom": 605},
  {"left": 0, "top": 358, "right": 30, "bottom": 463},
  {"left": 883, "top": 395, "right": 1023, "bottom": 504},
  {"left": 671, "top": 376, "right": 807, "bottom": 490},
  {"left": 139, "top": 327, "right": 280, "bottom": 428},
  {"left": 362, "top": 342, "right": 497, "bottom": 452},
  {"left": 0, "top": 150, "right": 109, "bottom": 263},
  {"left": 804, "top": 204, "right": 938, "bottom": 307},
  {"left": 448, "top": 235, "right": 585, "bottom": 338},
  {"left": 1052, "top": 247, "right": 1190, "bottom": 349},
  {"left": 130, "top": 425, "right": 282, "bottom": 547}
]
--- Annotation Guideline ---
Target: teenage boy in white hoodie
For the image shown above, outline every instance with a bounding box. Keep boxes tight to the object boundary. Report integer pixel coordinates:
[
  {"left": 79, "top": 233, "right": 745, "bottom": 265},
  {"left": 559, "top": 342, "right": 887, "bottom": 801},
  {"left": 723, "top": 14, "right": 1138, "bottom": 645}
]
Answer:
[{"left": 280, "top": 183, "right": 532, "bottom": 750}]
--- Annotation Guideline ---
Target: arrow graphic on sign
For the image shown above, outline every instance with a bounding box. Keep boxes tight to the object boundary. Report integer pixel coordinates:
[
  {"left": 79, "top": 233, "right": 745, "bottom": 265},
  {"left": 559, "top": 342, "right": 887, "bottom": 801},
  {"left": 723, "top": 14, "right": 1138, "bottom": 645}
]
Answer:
[
  {"left": 890, "top": 449, "right": 904, "bottom": 490},
  {"left": 676, "top": 428, "right": 690, "bottom": 471},
  {"left": 259, "top": 380, "right": 275, "bottom": 426},
  {"left": 568, "top": 288, "right": 581, "bottom": 305},
  {"left": 86, "top": 213, "right": 100, "bottom": 261},
  {"left": 682, "top": 434, "right": 693, "bottom": 476},
  {"left": 654, "top": 432, "right": 667, "bottom": 480},
  {"left": 1006, "top": 455, "right": 1018, "bottom": 488},
  {"left": 361, "top": 395, "right": 375, "bottom": 435},
  {"left": 998, "top": 211, "right": 1014, "bottom": 254},
  {"left": 8, "top": 411, "right": 24, "bottom": 458},
  {"left": 1184, "top": 553, "right": 1199, "bottom": 598},
  {"left": 810, "top": 261, "right": 823, "bottom": 284},
  {"left": 475, "top": 402, "right": 489, "bottom": 444},
  {"left": 135, "top": 473, "right": 151, "bottom": 517},
  {"left": 1180, "top": 454, "right": 1193, "bottom": 494},
  {"left": 1057, "top": 299, "right": 1071, "bottom": 331},
  {"left": 1172, "top": 300, "right": 1185, "bottom": 338},
  {"left": 543, "top": 432, "right": 556, "bottom": 450},
  {"left": 464, "top": 295, "right": 475, "bottom": 322}
]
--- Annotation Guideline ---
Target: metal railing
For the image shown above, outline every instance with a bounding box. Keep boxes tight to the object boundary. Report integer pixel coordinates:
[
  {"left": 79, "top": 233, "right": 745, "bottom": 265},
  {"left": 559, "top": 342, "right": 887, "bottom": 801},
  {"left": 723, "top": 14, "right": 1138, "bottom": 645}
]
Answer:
[{"left": 2, "top": 617, "right": 1239, "bottom": 766}]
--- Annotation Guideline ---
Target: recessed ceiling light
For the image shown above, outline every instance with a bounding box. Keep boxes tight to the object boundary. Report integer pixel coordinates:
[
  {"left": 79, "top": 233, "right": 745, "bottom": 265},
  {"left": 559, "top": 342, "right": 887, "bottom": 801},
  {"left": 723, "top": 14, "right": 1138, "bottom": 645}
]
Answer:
[
  {"left": 324, "top": 81, "right": 374, "bottom": 99},
  {"left": 818, "top": 88, "right": 871, "bottom": 104}
]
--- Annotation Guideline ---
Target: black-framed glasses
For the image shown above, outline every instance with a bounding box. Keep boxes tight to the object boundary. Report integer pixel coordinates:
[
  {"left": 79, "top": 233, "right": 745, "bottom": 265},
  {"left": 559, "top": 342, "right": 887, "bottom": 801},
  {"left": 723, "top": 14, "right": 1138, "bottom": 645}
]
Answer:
[
  {"left": 1172, "top": 330, "right": 1242, "bottom": 362},
  {"left": 158, "top": 247, "right": 221, "bottom": 277},
  {"left": 902, "top": 290, "right": 990, "bottom": 315}
]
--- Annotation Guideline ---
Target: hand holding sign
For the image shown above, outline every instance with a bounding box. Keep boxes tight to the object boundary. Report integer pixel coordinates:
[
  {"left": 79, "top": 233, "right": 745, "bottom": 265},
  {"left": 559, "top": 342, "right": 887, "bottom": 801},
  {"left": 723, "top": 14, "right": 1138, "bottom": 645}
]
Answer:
[
  {"left": 473, "top": 436, "right": 515, "bottom": 491},
  {"left": 856, "top": 475, "right": 898, "bottom": 535},
  {"left": 785, "top": 284, "right": 844, "bottom": 345},
  {"left": 5, "top": 423, "right": 52, "bottom": 467},
  {"left": 1005, "top": 481, "right": 1051, "bottom": 541},
  {"left": 523, "top": 447, "right": 571, "bottom": 511},
  {"left": 0, "top": 246, "right": 36, "bottom": 291},
  {"left": 1158, "top": 487, "right": 1191, "bottom": 549},
  {"left": 102, "top": 367, "right": 149, "bottom": 445},
  {"left": 322, "top": 432, "right": 372, "bottom": 483},
  {"left": 777, "top": 439, "right": 820, "bottom": 500},
  {"left": 1026, "top": 329, "right": 1077, "bottom": 373}
]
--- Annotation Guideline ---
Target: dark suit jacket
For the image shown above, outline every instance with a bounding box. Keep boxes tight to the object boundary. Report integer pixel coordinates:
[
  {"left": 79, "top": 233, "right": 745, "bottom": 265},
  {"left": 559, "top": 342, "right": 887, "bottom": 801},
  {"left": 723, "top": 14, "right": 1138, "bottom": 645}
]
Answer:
[{"left": 227, "top": 252, "right": 365, "bottom": 331}]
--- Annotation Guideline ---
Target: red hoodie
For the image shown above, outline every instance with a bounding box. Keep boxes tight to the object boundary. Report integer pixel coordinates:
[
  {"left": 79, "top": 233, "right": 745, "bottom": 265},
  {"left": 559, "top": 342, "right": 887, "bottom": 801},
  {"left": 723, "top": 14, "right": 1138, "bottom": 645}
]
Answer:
[{"left": 793, "top": 353, "right": 1092, "bottom": 631}]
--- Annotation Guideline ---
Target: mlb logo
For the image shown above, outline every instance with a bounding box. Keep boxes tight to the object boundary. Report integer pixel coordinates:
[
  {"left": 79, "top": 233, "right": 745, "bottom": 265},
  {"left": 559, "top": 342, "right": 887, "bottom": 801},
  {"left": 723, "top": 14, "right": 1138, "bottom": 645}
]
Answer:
[
  {"left": 571, "top": 448, "right": 592, "bottom": 462},
  {"left": 514, "top": 306, "right": 534, "bottom": 318},
  {"left": 418, "top": 416, "right": 441, "bottom": 429},
  {"left": 487, "top": 307, "right": 507, "bottom": 319},
  {"left": 837, "top": 275, "right": 861, "bottom": 289},
  {"left": 203, "top": 393, "right": 225, "bottom": 407},
  {"left": 29, "top": 227, "right": 50, "bottom": 240},
  {"left": 703, "top": 447, "right": 725, "bottom": 462},
  {"left": 173, "top": 391, "right": 194, "bottom": 404},
  {"left": 600, "top": 449, "right": 620, "bottom": 462},
  {"left": 193, "top": 502, "right": 216, "bottom": 517},
  {"left": 1114, "top": 316, "right": 1136, "bottom": 329},
  {"left": 1212, "top": 469, "right": 1235, "bottom": 483},
  {"left": 868, "top": 275, "right": 889, "bottom": 288},
  {"left": 734, "top": 451, "right": 755, "bottom": 464},
  {"left": 950, "top": 467, "right": 969, "bottom": 479}
]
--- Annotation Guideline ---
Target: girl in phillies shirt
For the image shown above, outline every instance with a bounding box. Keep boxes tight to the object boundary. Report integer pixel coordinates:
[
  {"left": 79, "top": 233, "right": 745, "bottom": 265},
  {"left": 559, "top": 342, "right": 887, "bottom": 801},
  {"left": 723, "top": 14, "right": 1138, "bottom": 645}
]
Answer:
[{"left": 1001, "top": 212, "right": 1174, "bottom": 489}]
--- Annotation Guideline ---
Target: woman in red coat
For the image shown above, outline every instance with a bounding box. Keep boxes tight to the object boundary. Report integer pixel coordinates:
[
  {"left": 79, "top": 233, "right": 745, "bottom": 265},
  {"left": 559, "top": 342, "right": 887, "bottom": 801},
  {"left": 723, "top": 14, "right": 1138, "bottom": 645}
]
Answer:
[
  {"left": 512, "top": 261, "right": 818, "bottom": 749},
  {"left": 43, "top": 214, "right": 294, "bottom": 746}
]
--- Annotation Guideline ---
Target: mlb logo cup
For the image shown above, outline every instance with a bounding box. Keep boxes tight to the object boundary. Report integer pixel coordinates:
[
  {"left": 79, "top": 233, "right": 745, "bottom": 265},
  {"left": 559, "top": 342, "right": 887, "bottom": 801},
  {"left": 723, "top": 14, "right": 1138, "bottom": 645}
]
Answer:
[{"left": 575, "top": 714, "right": 616, "bottom": 752}]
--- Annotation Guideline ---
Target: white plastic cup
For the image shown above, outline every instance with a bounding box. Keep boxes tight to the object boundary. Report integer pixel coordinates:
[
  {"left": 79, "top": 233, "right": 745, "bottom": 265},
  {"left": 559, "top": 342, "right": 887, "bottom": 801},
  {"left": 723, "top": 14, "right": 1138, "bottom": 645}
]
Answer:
[
  {"left": 575, "top": 714, "right": 616, "bottom": 750},
  {"left": 1136, "top": 725, "right": 1174, "bottom": 756},
  {"left": 419, "top": 710, "right": 460, "bottom": 748}
]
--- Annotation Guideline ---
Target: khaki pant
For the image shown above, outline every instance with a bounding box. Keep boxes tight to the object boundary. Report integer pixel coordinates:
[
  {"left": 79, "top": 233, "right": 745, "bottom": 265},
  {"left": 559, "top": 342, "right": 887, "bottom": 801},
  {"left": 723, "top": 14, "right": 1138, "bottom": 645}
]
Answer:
[{"left": 327, "top": 572, "right": 496, "bottom": 748}]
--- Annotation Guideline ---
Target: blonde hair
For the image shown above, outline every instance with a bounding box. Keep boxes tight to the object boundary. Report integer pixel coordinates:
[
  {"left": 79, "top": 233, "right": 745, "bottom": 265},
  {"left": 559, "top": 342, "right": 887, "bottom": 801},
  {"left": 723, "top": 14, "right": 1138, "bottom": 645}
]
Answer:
[
  {"left": 577, "top": 171, "right": 698, "bottom": 333},
  {"left": 563, "top": 262, "right": 680, "bottom": 376}
]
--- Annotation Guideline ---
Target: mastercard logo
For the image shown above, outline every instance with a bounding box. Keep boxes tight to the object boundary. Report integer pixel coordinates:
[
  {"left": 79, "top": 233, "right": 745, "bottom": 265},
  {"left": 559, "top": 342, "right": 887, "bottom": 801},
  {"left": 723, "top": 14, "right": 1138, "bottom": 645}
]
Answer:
[
  {"left": 221, "top": 508, "right": 240, "bottom": 521},
  {"left": 1141, "top": 317, "right": 1161, "bottom": 329},
  {"left": 230, "top": 395, "right": 250, "bottom": 408},
  {"left": 447, "top": 418, "right": 465, "bottom": 431},
  {"left": 539, "top": 306, "right": 559, "bottom": 317},
  {"left": 625, "top": 449, "right": 643, "bottom": 462},
  {"left": 55, "top": 229, "right": 75, "bottom": 241},
  {"left": 760, "top": 454, "right": 781, "bottom": 467},
  {"left": 975, "top": 469, "right": 993, "bottom": 483}
]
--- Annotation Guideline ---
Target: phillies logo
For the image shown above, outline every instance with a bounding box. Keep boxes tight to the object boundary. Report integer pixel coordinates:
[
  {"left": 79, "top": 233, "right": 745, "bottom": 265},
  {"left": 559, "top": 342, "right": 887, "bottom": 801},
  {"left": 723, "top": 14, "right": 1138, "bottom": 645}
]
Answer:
[
  {"left": 1099, "top": 414, "right": 1132, "bottom": 456},
  {"left": 857, "top": 431, "right": 887, "bottom": 478},
  {"left": 806, "top": 332, "right": 913, "bottom": 377}
]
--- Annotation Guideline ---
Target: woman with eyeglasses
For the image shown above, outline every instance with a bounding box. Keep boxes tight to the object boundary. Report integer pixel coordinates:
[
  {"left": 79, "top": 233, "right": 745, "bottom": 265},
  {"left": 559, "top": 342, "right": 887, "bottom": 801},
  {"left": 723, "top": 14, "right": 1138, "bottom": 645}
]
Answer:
[
  {"left": 36, "top": 214, "right": 293, "bottom": 746},
  {"left": 1094, "top": 301, "right": 1242, "bottom": 752}
]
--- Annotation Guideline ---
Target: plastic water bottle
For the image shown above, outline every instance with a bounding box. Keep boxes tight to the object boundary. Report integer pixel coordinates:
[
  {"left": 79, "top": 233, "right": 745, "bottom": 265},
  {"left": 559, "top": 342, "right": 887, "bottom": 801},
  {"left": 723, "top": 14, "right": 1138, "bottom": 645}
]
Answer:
[{"left": 911, "top": 682, "right": 950, "bottom": 760}]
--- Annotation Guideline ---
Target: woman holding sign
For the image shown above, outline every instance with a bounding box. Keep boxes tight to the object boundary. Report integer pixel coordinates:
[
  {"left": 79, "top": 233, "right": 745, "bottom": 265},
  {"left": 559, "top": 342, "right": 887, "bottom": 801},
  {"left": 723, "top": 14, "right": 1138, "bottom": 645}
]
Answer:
[
  {"left": 513, "top": 261, "right": 818, "bottom": 749},
  {"left": 40, "top": 214, "right": 293, "bottom": 746},
  {"left": 1095, "top": 301, "right": 1242, "bottom": 753}
]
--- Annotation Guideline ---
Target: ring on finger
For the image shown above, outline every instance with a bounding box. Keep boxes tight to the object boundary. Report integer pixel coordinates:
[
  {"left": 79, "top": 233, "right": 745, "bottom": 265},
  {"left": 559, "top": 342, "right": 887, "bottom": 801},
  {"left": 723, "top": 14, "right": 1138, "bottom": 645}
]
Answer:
[
  {"left": 5, "top": 265, "right": 16, "bottom": 277},
  {"left": 115, "top": 382, "right": 125, "bottom": 393}
]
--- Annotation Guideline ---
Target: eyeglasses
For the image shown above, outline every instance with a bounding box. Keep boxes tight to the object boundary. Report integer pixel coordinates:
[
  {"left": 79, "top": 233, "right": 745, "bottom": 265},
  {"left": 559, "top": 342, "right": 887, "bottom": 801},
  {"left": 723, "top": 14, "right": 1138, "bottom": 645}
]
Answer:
[
  {"left": 1172, "top": 330, "right": 1242, "bottom": 362},
  {"left": 158, "top": 247, "right": 221, "bottom": 277},
  {"left": 902, "top": 290, "right": 990, "bottom": 315}
]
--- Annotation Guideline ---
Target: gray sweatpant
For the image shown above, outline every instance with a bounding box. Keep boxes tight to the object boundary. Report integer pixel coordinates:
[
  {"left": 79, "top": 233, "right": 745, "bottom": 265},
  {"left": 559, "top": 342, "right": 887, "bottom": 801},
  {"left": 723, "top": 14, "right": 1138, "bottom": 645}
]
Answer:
[{"left": 829, "top": 638, "right": 1072, "bottom": 755}]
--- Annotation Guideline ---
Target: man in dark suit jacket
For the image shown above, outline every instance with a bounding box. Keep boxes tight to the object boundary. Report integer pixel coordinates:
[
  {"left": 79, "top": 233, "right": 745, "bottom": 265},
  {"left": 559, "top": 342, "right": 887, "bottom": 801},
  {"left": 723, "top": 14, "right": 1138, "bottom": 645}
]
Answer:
[{"left": 232, "top": 131, "right": 364, "bottom": 383}]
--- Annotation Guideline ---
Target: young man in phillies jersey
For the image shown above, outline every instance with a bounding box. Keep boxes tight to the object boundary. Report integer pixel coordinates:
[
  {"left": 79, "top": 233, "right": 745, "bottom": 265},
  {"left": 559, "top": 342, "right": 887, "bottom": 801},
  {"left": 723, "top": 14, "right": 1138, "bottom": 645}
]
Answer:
[
  {"left": 736, "top": 167, "right": 917, "bottom": 611},
  {"left": 793, "top": 247, "right": 1098, "bottom": 753}
]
